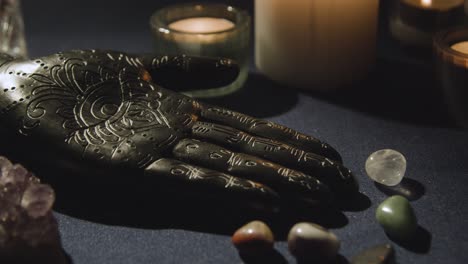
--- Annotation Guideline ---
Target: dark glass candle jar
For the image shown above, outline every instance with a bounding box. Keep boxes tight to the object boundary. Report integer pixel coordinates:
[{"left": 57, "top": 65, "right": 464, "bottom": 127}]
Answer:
[
  {"left": 390, "top": 0, "right": 465, "bottom": 47},
  {"left": 434, "top": 28, "right": 468, "bottom": 128},
  {"left": 150, "top": 3, "right": 250, "bottom": 98}
]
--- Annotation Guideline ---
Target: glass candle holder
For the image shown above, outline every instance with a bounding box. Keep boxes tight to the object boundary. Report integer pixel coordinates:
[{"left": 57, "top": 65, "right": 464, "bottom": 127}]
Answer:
[
  {"left": 0, "top": 0, "right": 27, "bottom": 58},
  {"left": 434, "top": 27, "right": 468, "bottom": 128},
  {"left": 150, "top": 3, "right": 250, "bottom": 98},
  {"left": 389, "top": 0, "right": 465, "bottom": 48}
]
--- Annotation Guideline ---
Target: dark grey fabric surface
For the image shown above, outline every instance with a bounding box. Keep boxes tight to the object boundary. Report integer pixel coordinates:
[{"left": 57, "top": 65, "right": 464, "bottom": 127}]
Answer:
[{"left": 18, "top": 0, "right": 468, "bottom": 263}]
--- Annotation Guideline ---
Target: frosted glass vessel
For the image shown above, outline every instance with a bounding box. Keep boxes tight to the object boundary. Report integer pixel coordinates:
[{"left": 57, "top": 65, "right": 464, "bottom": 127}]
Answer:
[{"left": 0, "top": 0, "right": 27, "bottom": 58}]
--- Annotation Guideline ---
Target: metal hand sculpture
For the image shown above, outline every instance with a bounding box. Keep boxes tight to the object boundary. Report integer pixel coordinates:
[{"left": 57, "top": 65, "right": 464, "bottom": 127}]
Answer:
[{"left": 0, "top": 50, "right": 357, "bottom": 210}]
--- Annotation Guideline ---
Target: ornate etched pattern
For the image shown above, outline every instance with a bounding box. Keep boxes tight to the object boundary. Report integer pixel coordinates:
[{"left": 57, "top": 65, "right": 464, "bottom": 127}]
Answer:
[
  {"left": 190, "top": 121, "right": 355, "bottom": 193},
  {"left": 0, "top": 50, "right": 194, "bottom": 168},
  {"left": 147, "top": 158, "right": 271, "bottom": 193},
  {"left": 172, "top": 138, "right": 331, "bottom": 202},
  {"left": 0, "top": 49, "right": 356, "bottom": 207},
  {"left": 201, "top": 106, "right": 342, "bottom": 161}
]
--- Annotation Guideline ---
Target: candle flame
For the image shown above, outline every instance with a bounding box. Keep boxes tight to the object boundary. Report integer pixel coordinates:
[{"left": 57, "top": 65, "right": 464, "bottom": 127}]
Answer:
[{"left": 421, "top": 0, "right": 432, "bottom": 7}]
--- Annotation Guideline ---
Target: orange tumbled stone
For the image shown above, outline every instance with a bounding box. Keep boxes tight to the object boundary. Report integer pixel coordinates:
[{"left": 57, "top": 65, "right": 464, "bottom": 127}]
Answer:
[{"left": 232, "top": 221, "right": 274, "bottom": 255}]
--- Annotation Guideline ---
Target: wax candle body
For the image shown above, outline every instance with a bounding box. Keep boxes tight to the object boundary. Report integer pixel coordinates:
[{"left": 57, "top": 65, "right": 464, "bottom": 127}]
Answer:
[
  {"left": 403, "top": 0, "right": 464, "bottom": 11},
  {"left": 451, "top": 41, "right": 468, "bottom": 54},
  {"left": 255, "top": 0, "right": 379, "bottom": 91},
  {"left": 168, "top": 17, "right": 235, "bottom": 34}
]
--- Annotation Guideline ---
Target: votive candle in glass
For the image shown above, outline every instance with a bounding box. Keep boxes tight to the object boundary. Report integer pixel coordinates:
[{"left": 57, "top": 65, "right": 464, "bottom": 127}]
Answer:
[
  {"left": 434, "top": 28, "right": 468, "bottom": 128},
  {"left": 390, "top": 0, "right": 465, "bottom": 47},
  {"left": 150, "top": 4, "right": 250, "bottom": 98}
]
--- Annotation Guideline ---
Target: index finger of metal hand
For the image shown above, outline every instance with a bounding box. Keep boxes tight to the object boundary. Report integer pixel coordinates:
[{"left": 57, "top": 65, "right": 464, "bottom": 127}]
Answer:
[{"left": 199, "top": 106, "right": 342, "bottom": 162}]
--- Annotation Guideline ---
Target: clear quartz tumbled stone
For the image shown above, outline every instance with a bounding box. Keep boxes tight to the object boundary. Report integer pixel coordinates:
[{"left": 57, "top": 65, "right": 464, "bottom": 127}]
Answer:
[{"left": 365, "top": 149, "right": 407, "bottom": 186}]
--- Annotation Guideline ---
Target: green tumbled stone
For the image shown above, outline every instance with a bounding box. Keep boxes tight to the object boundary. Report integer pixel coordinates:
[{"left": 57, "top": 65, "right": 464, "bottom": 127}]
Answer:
[
  {"left": 351, "top": 244, "right": 394, "bottom": 264},
  {"left": 376, "top": 195, "right": 417, "bottom": 240}
]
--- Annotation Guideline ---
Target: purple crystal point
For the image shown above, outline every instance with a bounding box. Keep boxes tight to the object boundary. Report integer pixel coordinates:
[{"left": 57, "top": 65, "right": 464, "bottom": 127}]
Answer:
[
  {"left": 0, "top": 156, "right": 66, "bottom": 263},
  {"left": 0, "top": 156, "right": 13, "bottom": 177},
  {"left": 0, "top": 163, "right": 28, "bottom": 186},
  {"left": 21, "top": 184, "right": 55, "bottom": 218}
]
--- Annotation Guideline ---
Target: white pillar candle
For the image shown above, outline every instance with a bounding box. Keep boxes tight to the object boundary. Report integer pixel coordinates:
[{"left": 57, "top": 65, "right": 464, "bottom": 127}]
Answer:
[
  {"left": 168, "top": 17, "right": 235, "bottom": 34},
  {"left": 255, "top": 0, "right": 379, "bottom": 91}
]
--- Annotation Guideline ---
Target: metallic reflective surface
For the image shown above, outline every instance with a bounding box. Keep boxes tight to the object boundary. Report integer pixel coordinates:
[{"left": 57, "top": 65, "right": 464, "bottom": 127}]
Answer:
[{"left": 0, "top": 49, "right": 357, "bottom": 209}]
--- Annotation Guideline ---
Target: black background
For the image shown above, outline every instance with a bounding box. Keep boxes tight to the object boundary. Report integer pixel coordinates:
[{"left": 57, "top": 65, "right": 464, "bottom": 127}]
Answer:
[{"left": 16, "top": 1, "right": 468, "bottom": 263}]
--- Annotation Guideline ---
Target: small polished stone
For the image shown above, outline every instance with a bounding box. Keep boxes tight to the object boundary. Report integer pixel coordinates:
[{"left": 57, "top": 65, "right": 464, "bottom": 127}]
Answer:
[
  {"left": 366, "top": 149, "right": 406, "bottom": 186},
  {"left": 351, "top": 244, "right": 394, "bottom": 264},
  {"left": 232, "top": 220, "right": 274, "bottom": 254},
  {"left": 376, "top": 195, "right": 417, "bottom": 240},
  {"left": 287, "top": 222, "right": 340, "bottom": 261}
]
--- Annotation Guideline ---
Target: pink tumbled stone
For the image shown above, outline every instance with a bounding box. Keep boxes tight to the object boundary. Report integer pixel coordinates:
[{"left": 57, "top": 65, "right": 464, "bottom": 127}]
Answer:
[{"left": 232, "top": 220, "right": 274, "bottom": 255}]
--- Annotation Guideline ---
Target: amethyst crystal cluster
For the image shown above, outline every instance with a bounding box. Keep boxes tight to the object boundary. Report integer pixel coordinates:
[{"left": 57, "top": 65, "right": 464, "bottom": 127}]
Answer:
[{"left": 0, "top": 156, "right": 65, "bottom": 263}]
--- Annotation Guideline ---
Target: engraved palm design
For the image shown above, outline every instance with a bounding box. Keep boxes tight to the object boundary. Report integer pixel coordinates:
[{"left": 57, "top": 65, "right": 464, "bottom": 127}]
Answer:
[{"left": 0, "top": 49, "right": 358, "bottom": 209}]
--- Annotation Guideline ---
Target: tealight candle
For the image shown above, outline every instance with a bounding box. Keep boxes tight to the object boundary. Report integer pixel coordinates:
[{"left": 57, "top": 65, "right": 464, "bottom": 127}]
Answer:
[
  {"left": 168, "top": 17, "right": 235, "bottom": 34},
  {"left": 390, "top": 0, "right": 464, "bottom": 47},
  {"left": 150, "top": 4, "right": 250, "bottom": 98},
  {"left": 412, "top": 0, "right": 463, "bottom": 10},
  {"left": 434, "top": 28, "right": 468, "bottom": 128},
  {"left": 255, "top": 0, "right": 379, "bottom": 91},
  {"left": 451, "top": 41, "right": 468, "bottom": 54}
]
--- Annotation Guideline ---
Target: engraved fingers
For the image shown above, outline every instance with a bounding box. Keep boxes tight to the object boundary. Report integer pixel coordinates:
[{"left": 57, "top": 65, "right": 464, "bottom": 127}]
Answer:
[
  {"left": 200, "top": 106, "right": 342, "bottom": 162},
  {"left": 190, "top": 121, "right": 358, "bottom": 195},
  {"left": 172, "top": 139, "right": 332, "bottom": 205},
  {"left": 145, "top": 158, "right": 279, "bottom": 211}
]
